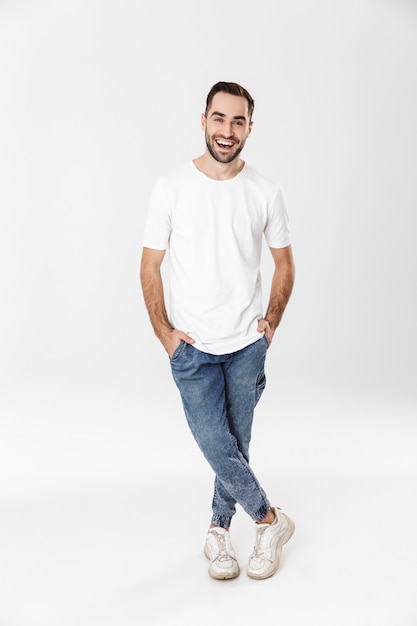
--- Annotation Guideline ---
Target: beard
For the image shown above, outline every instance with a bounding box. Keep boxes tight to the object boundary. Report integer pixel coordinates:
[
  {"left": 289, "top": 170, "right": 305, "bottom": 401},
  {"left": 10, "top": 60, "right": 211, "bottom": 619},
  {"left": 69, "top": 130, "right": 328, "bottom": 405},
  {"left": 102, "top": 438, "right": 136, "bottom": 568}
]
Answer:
[{"left": 205, "top": 131, "right": 245, "bottom": 164}]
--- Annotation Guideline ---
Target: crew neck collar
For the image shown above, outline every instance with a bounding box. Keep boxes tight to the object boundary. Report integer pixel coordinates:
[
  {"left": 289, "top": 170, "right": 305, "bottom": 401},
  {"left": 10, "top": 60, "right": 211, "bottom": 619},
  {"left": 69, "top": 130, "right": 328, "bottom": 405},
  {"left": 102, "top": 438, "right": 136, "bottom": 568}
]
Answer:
[{"left": 191, "top": 160, "right": 246, "bottom": 182}]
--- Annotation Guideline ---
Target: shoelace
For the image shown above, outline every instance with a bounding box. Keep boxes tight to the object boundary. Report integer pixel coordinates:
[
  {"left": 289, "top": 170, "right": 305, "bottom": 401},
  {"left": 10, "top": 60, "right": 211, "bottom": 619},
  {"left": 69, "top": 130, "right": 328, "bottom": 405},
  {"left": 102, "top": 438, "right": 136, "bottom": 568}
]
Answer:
[
  {"left": 251, "top": 525, "right": 269, "bottom": 559},
  {"left": 211, "top": 531, "right": 235, "bottom": 562}
]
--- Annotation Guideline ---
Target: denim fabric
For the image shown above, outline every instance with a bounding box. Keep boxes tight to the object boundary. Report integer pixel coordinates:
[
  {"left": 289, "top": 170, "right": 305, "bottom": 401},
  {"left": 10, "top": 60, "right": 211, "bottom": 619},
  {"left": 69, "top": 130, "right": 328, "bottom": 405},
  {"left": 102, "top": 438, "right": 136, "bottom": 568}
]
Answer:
[{"left": 170, "top": 335, "right": 270, "bottom": 528}]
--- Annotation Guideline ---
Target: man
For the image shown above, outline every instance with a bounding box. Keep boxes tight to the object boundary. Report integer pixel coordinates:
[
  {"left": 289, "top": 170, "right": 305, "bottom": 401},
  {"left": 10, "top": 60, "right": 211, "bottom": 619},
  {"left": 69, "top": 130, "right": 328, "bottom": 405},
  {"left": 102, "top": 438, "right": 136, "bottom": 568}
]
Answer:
[{"left": 140, "top": 81, "right": 295, "bottom": 580}]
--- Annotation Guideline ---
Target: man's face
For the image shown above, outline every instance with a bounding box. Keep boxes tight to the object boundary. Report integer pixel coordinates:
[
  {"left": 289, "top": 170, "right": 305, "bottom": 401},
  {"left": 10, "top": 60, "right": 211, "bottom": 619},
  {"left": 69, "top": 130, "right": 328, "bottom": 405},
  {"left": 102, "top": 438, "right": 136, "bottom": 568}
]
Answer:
[{"left": 202, "top": 92, "right": 253, "bottom": 164}]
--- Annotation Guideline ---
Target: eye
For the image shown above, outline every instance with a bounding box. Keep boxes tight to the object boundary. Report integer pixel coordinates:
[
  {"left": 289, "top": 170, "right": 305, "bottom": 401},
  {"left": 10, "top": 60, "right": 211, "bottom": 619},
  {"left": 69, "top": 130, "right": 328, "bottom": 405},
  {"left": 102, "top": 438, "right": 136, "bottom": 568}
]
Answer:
[
  {"left": 233, "top": 121, "right": 243, "bottom": 126},
  {"left": 214, "top": 118, "right": 223, "bottom": 123}
]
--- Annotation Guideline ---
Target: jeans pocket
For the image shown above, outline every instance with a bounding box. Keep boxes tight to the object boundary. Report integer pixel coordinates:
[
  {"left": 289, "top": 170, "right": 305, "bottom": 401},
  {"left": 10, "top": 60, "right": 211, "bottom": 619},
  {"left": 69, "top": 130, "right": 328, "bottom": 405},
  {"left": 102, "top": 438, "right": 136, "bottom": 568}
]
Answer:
[
  {"left": 170, "top": 340, "right": 187, "bottom": 362},
  {"left": 262, "top": 334, "right": 270, "bottom": 349}
]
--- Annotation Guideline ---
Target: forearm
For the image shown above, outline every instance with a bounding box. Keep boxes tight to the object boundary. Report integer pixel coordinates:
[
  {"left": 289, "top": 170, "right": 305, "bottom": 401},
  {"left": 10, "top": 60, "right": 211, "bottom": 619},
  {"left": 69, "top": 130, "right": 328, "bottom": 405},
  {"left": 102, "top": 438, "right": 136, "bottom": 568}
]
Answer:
[
  {"left": 140, "top": 262, "right": 173, "bottom": 341},
  {"left": 140, "top": 247, "right": 195, "bottom": 356},
  {"left": 265, "top": 253, "right": 295, "bottom": 332},
  {"left": 265, "top": 272, "right": 294, "bottom": 331}
]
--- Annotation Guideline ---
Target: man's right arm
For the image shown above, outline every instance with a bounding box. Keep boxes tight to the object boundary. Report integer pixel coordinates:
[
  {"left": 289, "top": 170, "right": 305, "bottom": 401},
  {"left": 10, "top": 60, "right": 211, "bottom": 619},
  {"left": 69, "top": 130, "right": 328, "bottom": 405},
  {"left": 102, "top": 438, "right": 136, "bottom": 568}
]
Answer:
[{"left": 140, "top": 246, "right": 194, "bottom": 357}]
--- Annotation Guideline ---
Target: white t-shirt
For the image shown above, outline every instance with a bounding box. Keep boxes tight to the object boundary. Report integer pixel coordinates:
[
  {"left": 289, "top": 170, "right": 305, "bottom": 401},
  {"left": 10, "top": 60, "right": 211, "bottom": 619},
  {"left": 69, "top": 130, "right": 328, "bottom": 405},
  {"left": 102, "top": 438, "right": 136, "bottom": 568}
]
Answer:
[{"left": 143, "top": 161, "right": 291, "bottom": 355}]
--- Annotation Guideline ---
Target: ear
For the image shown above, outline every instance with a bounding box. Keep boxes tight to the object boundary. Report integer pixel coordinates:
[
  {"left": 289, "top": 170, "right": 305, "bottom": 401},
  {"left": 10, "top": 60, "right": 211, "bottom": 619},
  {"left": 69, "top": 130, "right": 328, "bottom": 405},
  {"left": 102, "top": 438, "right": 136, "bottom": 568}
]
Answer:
[
  {"left": 201, "top": 113, "right": 206, "bottom": 130},
  {"left": 248, "top": 120, "right": 253, "bottom": 136}
]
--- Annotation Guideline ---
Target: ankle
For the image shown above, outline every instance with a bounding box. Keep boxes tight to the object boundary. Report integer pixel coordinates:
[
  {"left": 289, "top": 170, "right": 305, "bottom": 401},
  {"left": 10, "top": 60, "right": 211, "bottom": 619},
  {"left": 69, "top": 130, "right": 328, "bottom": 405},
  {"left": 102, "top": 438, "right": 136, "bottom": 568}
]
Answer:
[
  {"left": 209, "top": 523, "right": 229, "bottom": 531},
  {"left": 257, "top": 508, "right": 275, "bottom": 525}
]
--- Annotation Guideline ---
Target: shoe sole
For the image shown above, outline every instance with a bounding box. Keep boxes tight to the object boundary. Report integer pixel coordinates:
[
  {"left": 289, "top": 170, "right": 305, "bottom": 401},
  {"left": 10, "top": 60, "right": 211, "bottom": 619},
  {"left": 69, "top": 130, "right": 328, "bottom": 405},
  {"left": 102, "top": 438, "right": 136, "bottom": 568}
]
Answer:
[
  {"left": 247, "top": 514, "right": 295, "bottom": 580},
  {"left": 204, "top": 545, "right": 240, "bottom": 580}
]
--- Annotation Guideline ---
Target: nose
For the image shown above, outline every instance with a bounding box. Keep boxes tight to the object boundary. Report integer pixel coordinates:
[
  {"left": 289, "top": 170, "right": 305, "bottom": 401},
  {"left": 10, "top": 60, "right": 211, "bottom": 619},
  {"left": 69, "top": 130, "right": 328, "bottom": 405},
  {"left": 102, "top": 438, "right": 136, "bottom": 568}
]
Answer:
[{"left": 223, "top": 122, "right": 234, "bottom": 138}]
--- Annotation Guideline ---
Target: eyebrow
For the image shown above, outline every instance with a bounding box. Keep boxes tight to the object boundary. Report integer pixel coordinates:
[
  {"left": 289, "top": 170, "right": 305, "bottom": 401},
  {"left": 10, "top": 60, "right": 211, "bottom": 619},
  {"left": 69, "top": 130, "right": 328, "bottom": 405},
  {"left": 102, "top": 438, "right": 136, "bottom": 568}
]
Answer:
[{"left": 210, "top": 111, "right": 247, "bottom": 121}]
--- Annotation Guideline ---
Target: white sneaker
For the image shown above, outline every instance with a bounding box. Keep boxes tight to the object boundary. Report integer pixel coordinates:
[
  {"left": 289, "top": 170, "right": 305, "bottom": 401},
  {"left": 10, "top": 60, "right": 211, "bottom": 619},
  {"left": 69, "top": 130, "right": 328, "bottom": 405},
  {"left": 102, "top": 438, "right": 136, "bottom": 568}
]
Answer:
[
  {"left": 247, "top": 507, "right": 295, "bottom": 579},
  {"left": 204, "top": 528, "right": 240, "bottom": 580}
]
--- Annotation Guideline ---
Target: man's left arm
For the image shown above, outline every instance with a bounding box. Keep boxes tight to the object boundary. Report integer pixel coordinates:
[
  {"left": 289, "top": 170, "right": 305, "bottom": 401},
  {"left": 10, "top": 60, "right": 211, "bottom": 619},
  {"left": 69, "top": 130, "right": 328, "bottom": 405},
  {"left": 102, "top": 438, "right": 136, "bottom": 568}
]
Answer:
[{"left": 257, "top": 245, "right": 295, "bottom": 345}]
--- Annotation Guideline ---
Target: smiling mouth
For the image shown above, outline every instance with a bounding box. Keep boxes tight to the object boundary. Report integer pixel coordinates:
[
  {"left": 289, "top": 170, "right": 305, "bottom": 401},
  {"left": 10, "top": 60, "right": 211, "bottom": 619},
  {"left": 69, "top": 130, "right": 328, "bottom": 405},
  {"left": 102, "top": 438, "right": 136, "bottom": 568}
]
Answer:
[{"left": 215, "top": 139, "right": 235, "bottom": 149}]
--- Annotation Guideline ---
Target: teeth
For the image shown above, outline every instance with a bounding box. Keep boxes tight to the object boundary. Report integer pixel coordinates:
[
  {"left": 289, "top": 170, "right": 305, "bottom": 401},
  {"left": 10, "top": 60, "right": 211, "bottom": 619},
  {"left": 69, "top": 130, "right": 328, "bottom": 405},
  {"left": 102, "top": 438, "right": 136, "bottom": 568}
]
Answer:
[{"left": 217, "top": 141, "right": 233, "bottom": 147}]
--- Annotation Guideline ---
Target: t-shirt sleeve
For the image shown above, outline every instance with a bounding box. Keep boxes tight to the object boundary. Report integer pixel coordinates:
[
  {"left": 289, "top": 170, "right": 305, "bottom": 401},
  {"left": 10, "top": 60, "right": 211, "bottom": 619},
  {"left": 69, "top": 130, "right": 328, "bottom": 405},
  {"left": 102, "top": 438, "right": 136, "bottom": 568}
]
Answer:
[
  {"left": 142, "top": 179, "right": 171, "bottom": 250},
  {"left": 264, "top": 185, "right": 291, "bottom": 248}
]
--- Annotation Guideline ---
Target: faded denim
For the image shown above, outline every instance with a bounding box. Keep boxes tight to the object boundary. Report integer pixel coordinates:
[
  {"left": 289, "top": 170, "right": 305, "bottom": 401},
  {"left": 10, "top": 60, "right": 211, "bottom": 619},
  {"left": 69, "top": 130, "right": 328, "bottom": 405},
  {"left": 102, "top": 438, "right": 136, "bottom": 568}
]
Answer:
[{"left": 170, "top": 335, "right": 270, "bottom": 528}]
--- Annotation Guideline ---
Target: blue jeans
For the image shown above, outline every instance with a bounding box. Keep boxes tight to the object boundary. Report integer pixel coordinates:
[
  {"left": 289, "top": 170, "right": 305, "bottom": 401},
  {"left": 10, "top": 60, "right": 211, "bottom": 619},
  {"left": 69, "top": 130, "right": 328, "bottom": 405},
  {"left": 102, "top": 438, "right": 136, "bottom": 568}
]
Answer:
[{"left": 170, "top": 335, "right": 270, "bottom": 528}]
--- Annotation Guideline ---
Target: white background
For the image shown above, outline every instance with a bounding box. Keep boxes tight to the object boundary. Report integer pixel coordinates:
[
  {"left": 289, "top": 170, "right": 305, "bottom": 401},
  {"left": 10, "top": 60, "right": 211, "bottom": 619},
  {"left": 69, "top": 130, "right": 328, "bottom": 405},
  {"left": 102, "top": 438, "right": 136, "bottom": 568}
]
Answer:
[{"left": 1, "top": 1, "right": 416, "bottom": 624}]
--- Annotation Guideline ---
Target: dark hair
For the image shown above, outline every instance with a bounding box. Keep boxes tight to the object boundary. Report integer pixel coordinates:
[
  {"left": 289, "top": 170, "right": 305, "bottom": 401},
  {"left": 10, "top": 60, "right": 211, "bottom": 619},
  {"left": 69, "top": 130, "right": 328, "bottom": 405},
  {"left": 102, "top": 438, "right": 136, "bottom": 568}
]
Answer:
[{"left": 205, "top": 81, "right": 255, "bottom": 120}]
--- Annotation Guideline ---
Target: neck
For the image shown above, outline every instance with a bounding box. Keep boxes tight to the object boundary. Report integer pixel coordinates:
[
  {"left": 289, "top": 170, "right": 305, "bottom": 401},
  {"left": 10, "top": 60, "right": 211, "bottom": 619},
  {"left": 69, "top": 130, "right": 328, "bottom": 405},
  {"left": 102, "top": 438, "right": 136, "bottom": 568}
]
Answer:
[{"left": 193, "top": 151, "right": 245, "bottom": 181}]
